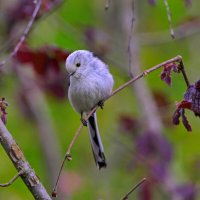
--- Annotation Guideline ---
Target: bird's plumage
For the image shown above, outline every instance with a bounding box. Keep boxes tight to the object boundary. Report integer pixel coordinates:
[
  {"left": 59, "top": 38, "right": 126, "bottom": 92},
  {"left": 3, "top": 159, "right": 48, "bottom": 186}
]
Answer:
[{"left": 65, "top": 50, "right": 114, "bottom": 169}]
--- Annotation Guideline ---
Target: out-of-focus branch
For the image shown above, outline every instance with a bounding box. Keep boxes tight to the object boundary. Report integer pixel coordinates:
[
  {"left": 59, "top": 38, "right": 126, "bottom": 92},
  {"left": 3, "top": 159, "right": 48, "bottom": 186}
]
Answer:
[
  {"left": 0, "top": 119, "right": 52, "bottom": 200},
  {"left": 0, "top": 0, "right": 41, "bottom": 67},
  {"left": 120, "top": 1, "right": 185, "bottom": 200},
  {"left": 121, "top": 178, "right": 146, "bottom": 200},
  {"left": 10, "top": 0, "right": 41, "bottom": 58}
]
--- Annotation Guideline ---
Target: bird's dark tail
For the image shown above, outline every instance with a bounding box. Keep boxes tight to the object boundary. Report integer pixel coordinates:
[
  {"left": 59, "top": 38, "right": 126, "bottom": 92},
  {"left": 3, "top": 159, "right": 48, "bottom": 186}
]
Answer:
[{"left": 87, "top": 112, "right": 107, "bottom": 169}]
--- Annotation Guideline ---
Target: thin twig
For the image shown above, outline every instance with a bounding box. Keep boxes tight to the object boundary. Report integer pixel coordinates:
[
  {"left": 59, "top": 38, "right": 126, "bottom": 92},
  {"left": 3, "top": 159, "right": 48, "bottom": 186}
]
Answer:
[
  {"left": 127, "top": 0, "right": 135, "bottom": 77},
  {"left": 11, "top": 0, "right": 41, "bottom": 57},
  {"left": 0, "top": 170, "right": 23, "bottom": 187},
  {"left": 121, "top": 178, "right": 146, "bottom": 200},
  {"left": 111, "top": 55, "right": 182, "bottom": 97},
  {"left": 52, "top": 107, "right": 97, "bottom": 196},
  {"left": 163, "top": 0, "right": 175, "bottom": 39},
  {"left": 52, "top": 55, "right": 183, "bottom": 195},
  {"left": 0, "top": 0, "right": 41, "bottom": 67}
]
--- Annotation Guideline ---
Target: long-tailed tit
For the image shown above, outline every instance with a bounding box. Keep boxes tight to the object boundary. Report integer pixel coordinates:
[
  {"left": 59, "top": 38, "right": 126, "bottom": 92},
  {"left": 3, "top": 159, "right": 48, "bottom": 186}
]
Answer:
[{"left": 65, "top": 50, "right": 114, "bottom": 169}]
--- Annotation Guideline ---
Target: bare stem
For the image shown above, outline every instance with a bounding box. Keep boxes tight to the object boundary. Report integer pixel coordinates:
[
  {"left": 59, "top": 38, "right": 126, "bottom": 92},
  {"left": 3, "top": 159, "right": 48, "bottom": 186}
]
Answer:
[
  {"left": 0, "top": 170, "right": 23, "bottom": 187},
  {"left": 163, "top": 0, "right": 175, "bottom": 38},
  {"left": 178, "top": 61, "right": 190, "bottom": 88},
  {"left": 121, "top": 178, "right": 146, "bottom": 200},
  {"left": 52, "top": 55, "right": 183, "bottom": 195},
  {"left": 127, "top": 0, "right": 135, "bottom": 77},
  {"left": 11, "top": 0, "right": 41, "bottom": 57},
  {"left": 52, "top": 107, "right": 97, "bottom": 196}
]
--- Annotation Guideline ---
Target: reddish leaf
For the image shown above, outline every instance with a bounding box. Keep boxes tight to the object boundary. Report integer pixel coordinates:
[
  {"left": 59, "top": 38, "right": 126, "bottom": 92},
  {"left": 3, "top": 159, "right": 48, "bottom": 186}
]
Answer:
[
  {"left": 15, "top": 44, "right": 70, "bottom": 99},
  {"left": 172, "top": 80, "right": 200, "bottom": 131},
  {"left": 177, "top": 100, "right": 192, "bottom": 110},
  {"left": 172, "top": 108, "right": 181, "bottom": 125},
  {"left": 161, "top": 62, "right": 180, "bottom": 86},
  {"left": 181, "top": 109, "right": 192, "bottom": 131},
  {"left": 153, "top": 91, "right": 170, "bottom": 108},
  {"left": 15, "top": 44, "right": 69, "bottom": 75},
  {"left": 119, "top": 115, "right": 138, "bottom": 134},
  {"left": 139, "top": 181, "right": 152, "bottom": 200}
]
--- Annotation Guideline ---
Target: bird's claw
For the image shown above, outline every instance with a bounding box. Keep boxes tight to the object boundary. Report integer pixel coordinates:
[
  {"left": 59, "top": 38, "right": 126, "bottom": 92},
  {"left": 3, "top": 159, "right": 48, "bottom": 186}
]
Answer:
[
  {"left": 81, "top": 118, "right": 88, "bottom": 126},
  {"left": 98, "top": 100, "right": 104, "bottom": 109}
]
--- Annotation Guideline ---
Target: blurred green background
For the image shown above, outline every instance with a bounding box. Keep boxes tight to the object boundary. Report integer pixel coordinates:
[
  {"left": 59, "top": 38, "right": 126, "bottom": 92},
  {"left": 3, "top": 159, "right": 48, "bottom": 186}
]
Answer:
[{"left": 0, "top": 0, "right": 200, "bottom": 199}]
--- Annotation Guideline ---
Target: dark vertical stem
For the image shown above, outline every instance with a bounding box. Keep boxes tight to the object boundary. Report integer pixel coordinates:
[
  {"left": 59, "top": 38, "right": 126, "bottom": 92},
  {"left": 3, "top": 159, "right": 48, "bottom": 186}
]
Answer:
[{"left": 179, "top": 61, "right": 190, "bottom": 88}]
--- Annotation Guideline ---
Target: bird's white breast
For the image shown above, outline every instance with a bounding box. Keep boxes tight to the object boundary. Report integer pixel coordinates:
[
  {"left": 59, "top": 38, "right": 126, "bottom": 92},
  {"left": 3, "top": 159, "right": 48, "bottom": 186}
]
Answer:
[{"left": 68, "top": 69, "right": 113, "bottom": 113}]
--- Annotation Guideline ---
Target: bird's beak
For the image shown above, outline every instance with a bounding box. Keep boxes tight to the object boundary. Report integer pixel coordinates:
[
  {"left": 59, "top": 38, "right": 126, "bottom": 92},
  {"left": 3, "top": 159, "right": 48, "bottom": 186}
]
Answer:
[
  {"left": 69, "top": 72, "right": 75, "bottom": 76},
  {"left": 68, "top": 71, "right": 75, "bottom": 78}
]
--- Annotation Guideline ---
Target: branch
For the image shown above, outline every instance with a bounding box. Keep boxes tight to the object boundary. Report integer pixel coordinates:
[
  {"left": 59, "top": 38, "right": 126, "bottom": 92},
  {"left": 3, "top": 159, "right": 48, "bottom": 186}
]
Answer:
[
  {"left": 52, "top": 55, "right": 182, "bottom": 196},
  {"left": 121, "top": 178, "right": 146, "bottom": 200},
  {"left": 0, "top": 0, "right": 41, "bottom": 67},
  {"left": 0, "top": 170, "right": 23, "bottom": 187},
  {"left": 111, "top": 55, "right": 182, "bottom": 97},
  {"left": 0, "top": 119, "right": 52, "bottom": 200},
  {"left": 11, "top": 0, "right": 41, "bottom": 57},
  {"left": 52, "top": 107, "right": 96, "bottom": 196},
  {"left": 127, "top": 0, "right": 135, "bottom": 77}
]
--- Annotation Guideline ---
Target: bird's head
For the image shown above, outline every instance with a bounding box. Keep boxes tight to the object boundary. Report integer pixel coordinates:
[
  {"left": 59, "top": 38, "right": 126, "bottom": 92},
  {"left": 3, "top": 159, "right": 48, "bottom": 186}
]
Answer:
[{"left": 65, "top": 50, "right": 95, "bottom": 77}]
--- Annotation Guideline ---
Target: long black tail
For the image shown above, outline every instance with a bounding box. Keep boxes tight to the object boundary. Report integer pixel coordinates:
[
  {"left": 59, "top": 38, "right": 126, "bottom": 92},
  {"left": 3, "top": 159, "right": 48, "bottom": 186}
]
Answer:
[{"left": 87, "top": 112, "right": 107, "bottom": 169}]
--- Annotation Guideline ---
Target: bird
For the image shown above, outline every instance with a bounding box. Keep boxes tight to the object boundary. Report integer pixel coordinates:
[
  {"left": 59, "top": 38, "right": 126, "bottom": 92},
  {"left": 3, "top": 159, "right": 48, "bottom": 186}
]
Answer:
[{"left": 65, "top": 50, "right": 114, "bottom": 169}]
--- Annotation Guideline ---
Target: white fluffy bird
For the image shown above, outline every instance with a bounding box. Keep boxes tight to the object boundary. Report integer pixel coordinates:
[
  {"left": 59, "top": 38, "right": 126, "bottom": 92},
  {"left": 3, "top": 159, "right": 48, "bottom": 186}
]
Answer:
[{"left": 65, "top": 50, "right": 114, "bottom": 169}]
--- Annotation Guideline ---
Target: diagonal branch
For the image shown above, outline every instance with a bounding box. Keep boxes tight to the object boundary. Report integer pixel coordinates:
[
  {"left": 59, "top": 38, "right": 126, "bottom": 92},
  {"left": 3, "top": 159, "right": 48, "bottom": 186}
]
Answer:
[
  {"left": 52, "top": 55, "right": 183, "bottom": 196},
  {"left": 121, "top": 178, "right": 146, "bottom": 200},
  {"left": 0, "top": 170, "right": 23, "bottom": 187},
  {"left": 11, "top": 0, "right": 41, "bottom": 58},
  {"left": 0, "top": 119, "right": 52, "bottom": 200}
]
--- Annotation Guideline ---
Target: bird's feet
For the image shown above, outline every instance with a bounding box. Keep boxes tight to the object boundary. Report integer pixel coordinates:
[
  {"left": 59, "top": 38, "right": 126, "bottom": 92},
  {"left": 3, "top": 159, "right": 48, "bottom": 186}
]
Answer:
[
  {"left": 98, "top": 100, "right": 104, "bottom": 109},
  {"left": 81, "top": 118, "right": 88, "bottom": 126},
  {"left": 81, "top": 112, "right": 87, "bottom": 126}
]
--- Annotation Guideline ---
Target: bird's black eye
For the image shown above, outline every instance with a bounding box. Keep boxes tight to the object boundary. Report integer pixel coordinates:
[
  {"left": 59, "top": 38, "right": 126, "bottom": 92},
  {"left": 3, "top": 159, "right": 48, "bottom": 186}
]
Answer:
[{"left": 76, "top": 63, "right": 81, "bottom": 67}]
